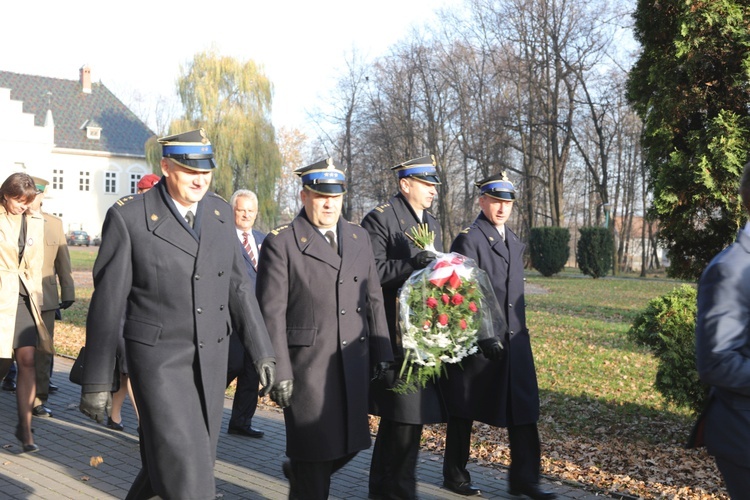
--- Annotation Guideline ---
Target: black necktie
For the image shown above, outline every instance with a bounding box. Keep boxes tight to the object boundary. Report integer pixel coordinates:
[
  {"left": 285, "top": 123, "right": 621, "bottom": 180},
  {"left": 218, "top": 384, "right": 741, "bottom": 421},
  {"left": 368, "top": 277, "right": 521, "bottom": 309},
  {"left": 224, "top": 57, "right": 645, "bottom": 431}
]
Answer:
[
  {"left": 325, "top": 230, "right": 338, "bottom": 255},
  {"left": 185, "top": 210, "right": 195, "bottom": 228}
]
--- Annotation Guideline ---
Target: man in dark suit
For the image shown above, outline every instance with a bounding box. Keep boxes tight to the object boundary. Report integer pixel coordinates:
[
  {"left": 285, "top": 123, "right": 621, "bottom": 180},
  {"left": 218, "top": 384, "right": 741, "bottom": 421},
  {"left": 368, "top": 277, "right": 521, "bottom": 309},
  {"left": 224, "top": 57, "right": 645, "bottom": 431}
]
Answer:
[
  {"left": 257, "top": 158, "right": 393, "bottom": 500},
  {"left": 444, "top": 172, "right": 555, "bottom": 499},
  {"left": 79, "top": 129, "right": 276, "bottom": 500},
  {"left": 226, "top": 188, "right": 265, "bottom": 438},
  {"left": 361, "top": 155, "right": 448, "bottom": 500},
  {"left": 695, "top": 161, "right": 750, "bottom": 499},
  {"left": 29, "top": 177, "right": 75, "bottom": 417}
]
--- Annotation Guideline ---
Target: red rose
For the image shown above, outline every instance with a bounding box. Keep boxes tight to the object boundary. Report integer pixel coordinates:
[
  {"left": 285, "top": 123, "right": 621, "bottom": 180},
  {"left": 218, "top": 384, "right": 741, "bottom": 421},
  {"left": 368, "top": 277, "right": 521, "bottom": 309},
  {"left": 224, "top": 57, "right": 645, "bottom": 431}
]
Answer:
[
  {"left": 426, "top": 297, "right": 438, "bottom": 309},
  {"left": 459, "top": 319, "right": 468, "bottom": 330},
  {"left": 468, "top": 301, "right": 478, "bottom": 313},
  {"left": 441, "top": 294, "right": 450, "bottom": 305},
  {"left": 438, "top": 313, "right": 449, "bottom": 326},
  {"left": 451, "top": 293, "right": 464, "bottom": 306}
]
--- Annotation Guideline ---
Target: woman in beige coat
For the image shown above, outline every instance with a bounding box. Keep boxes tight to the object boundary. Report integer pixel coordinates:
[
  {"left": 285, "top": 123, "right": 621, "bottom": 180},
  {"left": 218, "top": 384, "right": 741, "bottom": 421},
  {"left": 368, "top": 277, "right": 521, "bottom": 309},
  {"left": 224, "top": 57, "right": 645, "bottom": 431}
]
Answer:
[{"left": 0, "top": 172, "right": 51, "bottom": 452}]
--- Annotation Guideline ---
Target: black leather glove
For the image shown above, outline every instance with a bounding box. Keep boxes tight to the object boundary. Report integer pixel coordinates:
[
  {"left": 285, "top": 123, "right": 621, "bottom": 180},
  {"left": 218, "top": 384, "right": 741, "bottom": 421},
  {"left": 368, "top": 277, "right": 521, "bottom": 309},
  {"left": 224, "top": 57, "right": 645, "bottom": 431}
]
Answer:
[
  {"left": 255, "top": 358, "right": 276, "bottom": 397},
  {"left": 410, "top": 251, "right": 436, "bottom": 270},
  {"left": 59, "top": 300, "right": 75, "bottom": 310},
  {"left": 372, "top": 361, "right": 392, "bottom": 383},
  {"left": 270, "top": 379, "right": 293, "bottom": 408},
  {"left": 80, "top": 391, "right": 112, "bottom": 424},
  {"left": 477, "top": 337, "right": 505, "bottom": 361}
]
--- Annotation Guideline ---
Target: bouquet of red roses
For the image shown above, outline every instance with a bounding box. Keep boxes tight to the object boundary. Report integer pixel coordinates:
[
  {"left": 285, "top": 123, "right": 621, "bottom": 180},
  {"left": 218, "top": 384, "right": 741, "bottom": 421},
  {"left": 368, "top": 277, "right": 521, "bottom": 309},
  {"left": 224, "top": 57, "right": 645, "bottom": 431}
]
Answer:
[{"left": 394, "top": 226, "right": 505, "bottom": 394}]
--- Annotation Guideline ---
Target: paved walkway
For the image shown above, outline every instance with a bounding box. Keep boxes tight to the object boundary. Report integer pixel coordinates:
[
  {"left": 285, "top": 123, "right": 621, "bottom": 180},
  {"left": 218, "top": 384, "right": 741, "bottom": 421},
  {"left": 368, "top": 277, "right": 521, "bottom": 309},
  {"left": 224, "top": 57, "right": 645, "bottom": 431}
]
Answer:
[{"left": 0, "top": 356, "right": 609, "bottom": 499}]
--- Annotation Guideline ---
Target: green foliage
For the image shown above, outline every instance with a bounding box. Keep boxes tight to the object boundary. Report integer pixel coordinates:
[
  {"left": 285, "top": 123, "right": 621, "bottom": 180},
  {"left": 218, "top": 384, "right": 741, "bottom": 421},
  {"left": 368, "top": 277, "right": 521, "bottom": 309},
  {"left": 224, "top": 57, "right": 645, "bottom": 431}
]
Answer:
[
  {"left": 626, "top": 0, "right": 750, "bottom": 280},
  {"left": 173, "top": 47, "right": 282, "bottom": 225},
  {"left": 626, "top": 285, "right": 706, "bottom": 415},
  {"left": 529, "top": 227, "right": 570, "bottom": 277},
  {"left": 576, "top": 227, "right": 612, "bottom": 279}
]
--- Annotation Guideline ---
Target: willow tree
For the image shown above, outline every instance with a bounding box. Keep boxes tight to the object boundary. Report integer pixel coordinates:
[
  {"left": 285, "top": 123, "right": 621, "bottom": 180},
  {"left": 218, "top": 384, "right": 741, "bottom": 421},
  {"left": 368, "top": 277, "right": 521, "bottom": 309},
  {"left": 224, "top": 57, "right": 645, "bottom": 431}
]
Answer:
[{"left": 172, "top": 48, "right": 282, "bottom": 224}]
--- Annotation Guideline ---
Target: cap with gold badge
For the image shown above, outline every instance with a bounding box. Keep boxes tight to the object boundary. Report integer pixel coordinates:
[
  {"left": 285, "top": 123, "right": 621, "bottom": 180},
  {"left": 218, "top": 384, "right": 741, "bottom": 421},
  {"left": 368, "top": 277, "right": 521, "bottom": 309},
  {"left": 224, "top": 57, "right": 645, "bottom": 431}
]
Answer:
[
  {"left": 391, "top": 155, "right": 441, "bottom": 185},
  {"left": 294, "top": 158, "right": 346, "bottom": 195},
  {"left": 475, "top": 172, "right": 516, "bottom": 201},
  {"left": 158, "top": 128, "right": 216, "bottom": 171}
]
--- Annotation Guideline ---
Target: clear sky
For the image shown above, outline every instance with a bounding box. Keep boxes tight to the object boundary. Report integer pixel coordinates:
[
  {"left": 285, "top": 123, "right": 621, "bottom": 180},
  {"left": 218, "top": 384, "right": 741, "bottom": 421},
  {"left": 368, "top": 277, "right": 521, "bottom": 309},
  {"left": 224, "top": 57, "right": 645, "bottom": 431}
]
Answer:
[{"left": 2, "top": 0, "right": 462, "bottom": 134}]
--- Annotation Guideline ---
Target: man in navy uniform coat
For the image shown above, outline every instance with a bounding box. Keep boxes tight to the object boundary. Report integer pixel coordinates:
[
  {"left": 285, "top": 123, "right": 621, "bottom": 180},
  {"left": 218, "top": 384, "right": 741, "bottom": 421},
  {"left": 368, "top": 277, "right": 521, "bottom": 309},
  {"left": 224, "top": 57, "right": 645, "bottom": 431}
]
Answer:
[
  {"left": 361, "top": 155, "right": 448, "bottom": 499},
  {"left": 695, "top": 161, "right": 750, "bottom": 499},
  {"left": 257, "top": 158, "right": 393, "bottom": 500},
  {"left": 443, "top": 172, "right": 555, "bottom": 499},
  {"left": 226, "top": 189, "right": 265, "bottom": 438},
  {"left": 79, "top": 129, "right": 276, "bottom": 500}
]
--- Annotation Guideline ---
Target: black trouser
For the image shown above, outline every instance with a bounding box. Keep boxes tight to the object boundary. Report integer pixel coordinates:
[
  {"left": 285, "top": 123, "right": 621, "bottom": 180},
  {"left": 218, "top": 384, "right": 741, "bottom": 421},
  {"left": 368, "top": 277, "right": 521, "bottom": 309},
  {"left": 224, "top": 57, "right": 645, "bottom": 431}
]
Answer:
[
  {"left": 288, "top": 452, "right": 357, "bottom": 500},
  {"left": 226, "top": 334, "right": 259, "bottom": 429},
  {"left": 443, "top": 416, "right": 541, "bottom": 489},
  {"left": 715, "top": 457, "right": 750, "bottom": 499},
  {"left": 369, "top": 418, "right": 422, "bottom": 499}
]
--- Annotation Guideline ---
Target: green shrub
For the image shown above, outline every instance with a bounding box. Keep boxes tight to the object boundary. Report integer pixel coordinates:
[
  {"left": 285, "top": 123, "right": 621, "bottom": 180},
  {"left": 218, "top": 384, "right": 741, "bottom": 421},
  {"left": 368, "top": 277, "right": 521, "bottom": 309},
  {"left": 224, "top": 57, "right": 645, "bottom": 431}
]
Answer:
[
  {"left": 626, "top": 284, "right": 706, "bottom": 415},
  {"left": 577, "top": 227, "right": 613, "bottom": 278},
  {"left": 529, "top": 227, "right": 570, "bottom": 277}
]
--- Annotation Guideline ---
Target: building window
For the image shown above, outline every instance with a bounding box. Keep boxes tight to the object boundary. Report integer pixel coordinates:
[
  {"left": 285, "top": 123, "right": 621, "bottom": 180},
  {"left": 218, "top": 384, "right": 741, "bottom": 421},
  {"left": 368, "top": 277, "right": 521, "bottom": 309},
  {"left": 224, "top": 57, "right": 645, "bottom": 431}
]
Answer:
[
  {"left": 105, "top": 172, "right": 118, "bottom": 194},
  {"left": 79, "top": 171, "right": 90, "bottom": 191},
  {"left": 130, "top": 173, "right": 141, "bottom": 194},
  {"left": 53, "top": 169, "right": 64, "bottom": 190}
]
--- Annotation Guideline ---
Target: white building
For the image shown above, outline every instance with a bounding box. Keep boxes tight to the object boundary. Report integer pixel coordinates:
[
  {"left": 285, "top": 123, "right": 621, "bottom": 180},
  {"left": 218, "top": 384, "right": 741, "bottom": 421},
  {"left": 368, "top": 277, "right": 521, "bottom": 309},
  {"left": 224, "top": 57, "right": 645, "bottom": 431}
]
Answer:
[{"left": 0, "top": 65, "right": 155, "bottom": 238}]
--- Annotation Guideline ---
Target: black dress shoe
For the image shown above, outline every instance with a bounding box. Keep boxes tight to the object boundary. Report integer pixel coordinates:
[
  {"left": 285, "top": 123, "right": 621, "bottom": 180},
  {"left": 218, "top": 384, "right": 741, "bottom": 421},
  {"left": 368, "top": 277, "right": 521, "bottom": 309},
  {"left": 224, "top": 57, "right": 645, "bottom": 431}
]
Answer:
[
  {"left": 2, "top": 379, "right": 16, "bottom": 391},
  {"left": 32, "top": 405, "right": 53, "bottom": 417},
  {"left": 227, "top": 425, "right": 264, "bottom": 438},
  {"left": 48, "top": 383, "right": 59, "bottom": 393},
  {"left": 508, "top": 483, "right": 557, "bottom": 499},
  {"left": 443, "top": 480, "right": 482, "bottom": 496}
]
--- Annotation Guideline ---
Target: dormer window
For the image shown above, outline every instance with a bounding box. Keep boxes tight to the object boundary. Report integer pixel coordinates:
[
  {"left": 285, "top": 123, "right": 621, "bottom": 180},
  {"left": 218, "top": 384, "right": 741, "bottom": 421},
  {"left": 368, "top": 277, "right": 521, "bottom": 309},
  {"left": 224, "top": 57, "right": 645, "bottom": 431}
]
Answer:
[
  {"left": 87, "top": 126, "right": 102, "bottom": 140},
  {"left": 81, "top": 119, "right": 102, "bottom": 140}
]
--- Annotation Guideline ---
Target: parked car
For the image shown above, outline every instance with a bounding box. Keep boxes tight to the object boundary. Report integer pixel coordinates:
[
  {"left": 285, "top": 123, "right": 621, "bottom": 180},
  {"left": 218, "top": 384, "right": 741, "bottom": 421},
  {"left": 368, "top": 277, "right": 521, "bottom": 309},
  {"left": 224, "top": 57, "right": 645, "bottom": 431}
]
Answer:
[
  {"left": 67, "top": 230, "right": 91, "bottom": 247},
  {"left": 92, "top": 234, "right": 101, "bottom": 246}
]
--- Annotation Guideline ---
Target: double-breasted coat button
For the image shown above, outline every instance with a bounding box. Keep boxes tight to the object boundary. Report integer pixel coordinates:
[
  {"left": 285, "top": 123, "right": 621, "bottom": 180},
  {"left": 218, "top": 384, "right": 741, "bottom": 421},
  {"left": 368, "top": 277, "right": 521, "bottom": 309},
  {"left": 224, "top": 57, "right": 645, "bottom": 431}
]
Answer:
[
  {"left": 339, "top": 279, "right": 344, "bottom": 284},
  {"left": 195, "top": 274, "right": 200, "bottom": 280},
  {"left": 359, "top": 337, "right": 366, "bottom": 342},
  {"left": 356, "top": 307, "right": 362, "bottom": 312},
  {"left": 342, "top": 340, "right": 348, "bottom": 346},
  {"left": 199, "top": 341, "right": 204, "bottom": 348},
  {"left": 353, "top": 276, "right": 358, "bottom": 282},
  {"left": 220, "top": 305, "right": 225, "bottom": 310},
  {"left": 197, "top": 307, "right": 203, "bottom": 314},
  {"left": 218, "top": 271, "right": 225, "bottom": 276},
  {"left": 509, "top": 303, "right": 513, "bottom": 308},
  {"left": 340, "top": 309, "right": 346, "bottom": 315}
]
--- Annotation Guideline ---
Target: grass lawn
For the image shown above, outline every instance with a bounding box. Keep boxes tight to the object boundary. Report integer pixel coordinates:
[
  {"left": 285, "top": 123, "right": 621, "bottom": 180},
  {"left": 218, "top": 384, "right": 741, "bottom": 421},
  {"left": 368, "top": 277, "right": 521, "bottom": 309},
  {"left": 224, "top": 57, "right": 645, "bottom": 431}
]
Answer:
[{"left": 56, "top": 251, "right": 726, "bottom": 498}]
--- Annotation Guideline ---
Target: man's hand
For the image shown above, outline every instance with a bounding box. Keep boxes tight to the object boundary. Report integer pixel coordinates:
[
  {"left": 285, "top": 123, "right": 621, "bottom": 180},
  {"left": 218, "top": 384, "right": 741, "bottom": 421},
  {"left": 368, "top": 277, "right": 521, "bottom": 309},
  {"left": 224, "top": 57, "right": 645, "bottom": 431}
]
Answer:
[
  {"left": 59, "top": 300, "right": 75, "bottom": 310},
  {"left": 80, "top": 391, "right": 112, "bottom": 423},
  {"left": 255, "top": 358, "right": 276, "bottom": 397},
  {"left": 410, "top": 251, "right": 436, "bottom": 270},
  {"left": 372, "top": 361, "right": 392, "bottom": 383},
  {"left": 478, "top": 337, "right": 505, "bottom": 361},
  {"left": 270, "top": 379, "right": 293, "bottom": 408}
]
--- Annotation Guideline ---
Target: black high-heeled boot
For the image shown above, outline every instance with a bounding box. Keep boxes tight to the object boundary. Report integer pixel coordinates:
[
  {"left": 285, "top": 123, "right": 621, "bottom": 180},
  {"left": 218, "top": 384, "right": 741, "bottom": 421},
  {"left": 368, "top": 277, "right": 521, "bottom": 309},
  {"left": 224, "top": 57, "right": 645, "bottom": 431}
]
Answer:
[{"left": 15, "top": 423, "right": 39, "bottom": 453}]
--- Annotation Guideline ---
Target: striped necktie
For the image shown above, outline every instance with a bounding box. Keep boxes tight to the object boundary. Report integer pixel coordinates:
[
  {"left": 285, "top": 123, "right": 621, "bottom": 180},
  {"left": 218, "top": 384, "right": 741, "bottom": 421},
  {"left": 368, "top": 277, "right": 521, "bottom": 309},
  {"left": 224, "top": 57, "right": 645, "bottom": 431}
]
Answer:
[{"left": 242, "top": 232, "right": 257, "bottom": 269}]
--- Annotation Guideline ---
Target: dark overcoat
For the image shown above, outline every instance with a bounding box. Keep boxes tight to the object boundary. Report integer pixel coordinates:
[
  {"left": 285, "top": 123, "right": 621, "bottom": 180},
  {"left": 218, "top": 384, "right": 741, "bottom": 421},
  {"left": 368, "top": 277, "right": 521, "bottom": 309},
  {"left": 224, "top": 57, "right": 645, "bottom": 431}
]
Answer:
[
  {"left": 443, "top": 212, "right": 540, "bottom": 427},
  {"left": 696, "top": 229, "right": 750, "bottom": 470},
  {"left": 361, "top": 193, "right": 447, "bottom": 424},
  {"left": 256, "top": 210, "right": 393, "bottom": 462},
  {"left": 82, "top": 181, "right": 274, "bottom": 499}
]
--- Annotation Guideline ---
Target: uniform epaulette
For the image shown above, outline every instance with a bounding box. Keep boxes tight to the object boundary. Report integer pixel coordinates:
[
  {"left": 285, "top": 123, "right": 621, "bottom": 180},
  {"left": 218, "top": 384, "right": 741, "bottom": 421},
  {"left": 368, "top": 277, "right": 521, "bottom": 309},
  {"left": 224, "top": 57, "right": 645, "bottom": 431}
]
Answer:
[
  {"left": 115, "top": 195, "right": 137, "bottom": 207},
  {"left": 270, "top": 224, "right": 290, "bottom": 236},
  {"left": 208, "top": 192, "right": 228, "bottom": 203},
  {"left": 459, "top": 226, "right": 472, "bottom": 234},
  {"left": 374, "top": 203, "right": 391, "bottom": 213},
  {"left": 347, "top": 220, "right": 362, "bottom": 227}
]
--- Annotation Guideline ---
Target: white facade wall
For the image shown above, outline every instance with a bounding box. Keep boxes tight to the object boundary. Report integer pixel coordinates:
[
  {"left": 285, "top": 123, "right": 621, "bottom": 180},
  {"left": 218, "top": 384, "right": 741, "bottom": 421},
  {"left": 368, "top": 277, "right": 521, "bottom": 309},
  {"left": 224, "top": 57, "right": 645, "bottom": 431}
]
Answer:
[{"left": 0, "top": 87, "right": 150, "bottom": 239}]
